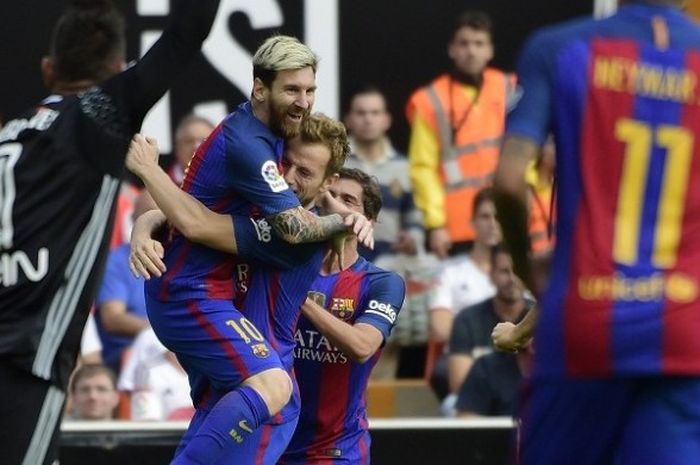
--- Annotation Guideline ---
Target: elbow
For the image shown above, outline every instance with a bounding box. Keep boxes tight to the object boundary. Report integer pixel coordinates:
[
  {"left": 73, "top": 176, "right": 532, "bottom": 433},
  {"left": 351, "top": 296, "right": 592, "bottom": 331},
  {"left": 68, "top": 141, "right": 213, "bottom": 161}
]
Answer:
[
  {"left": 177, "top": 220, "right": 207, "bottom": 242},
  {"left": 347, "top": 344, "right": 376, "bottom": 364}
]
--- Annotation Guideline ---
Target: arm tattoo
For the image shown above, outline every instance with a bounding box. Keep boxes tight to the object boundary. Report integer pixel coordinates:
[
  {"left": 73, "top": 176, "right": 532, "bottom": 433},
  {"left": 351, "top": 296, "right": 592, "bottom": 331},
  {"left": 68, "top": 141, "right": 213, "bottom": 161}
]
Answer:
[{"left": 268, "top": 207, "right": 346, "bottom": 244}]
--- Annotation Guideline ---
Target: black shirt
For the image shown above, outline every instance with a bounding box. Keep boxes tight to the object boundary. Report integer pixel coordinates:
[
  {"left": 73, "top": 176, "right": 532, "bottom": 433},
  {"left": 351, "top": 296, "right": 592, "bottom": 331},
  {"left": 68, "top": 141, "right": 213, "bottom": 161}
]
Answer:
[{"left": 0, "top": 0, "right": 220, "bottom": 387}]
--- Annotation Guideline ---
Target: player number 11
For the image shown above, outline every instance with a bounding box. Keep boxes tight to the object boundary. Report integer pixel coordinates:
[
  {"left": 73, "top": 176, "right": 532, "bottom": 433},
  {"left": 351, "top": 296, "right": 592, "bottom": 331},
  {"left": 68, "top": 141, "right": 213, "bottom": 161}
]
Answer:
[{"left": 613, "top": 118, "right": 693, "bottom": 268}]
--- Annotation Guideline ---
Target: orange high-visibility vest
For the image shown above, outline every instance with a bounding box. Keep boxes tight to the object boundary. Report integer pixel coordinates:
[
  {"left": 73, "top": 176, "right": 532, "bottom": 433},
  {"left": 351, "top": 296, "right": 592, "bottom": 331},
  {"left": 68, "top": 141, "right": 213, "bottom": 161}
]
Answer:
[
  {"left": 526, "top": 161, "right": 555, "bottom": 256},
  {"left": 407, "top": 69, "right": 516, "bottom": 242}
]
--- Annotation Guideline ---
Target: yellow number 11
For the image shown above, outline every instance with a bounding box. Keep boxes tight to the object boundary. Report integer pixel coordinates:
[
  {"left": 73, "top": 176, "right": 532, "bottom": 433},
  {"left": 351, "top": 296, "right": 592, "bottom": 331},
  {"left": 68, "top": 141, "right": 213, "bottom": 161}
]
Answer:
[{"left": 614, "top": 118, "right": 693, "bottom": 268}]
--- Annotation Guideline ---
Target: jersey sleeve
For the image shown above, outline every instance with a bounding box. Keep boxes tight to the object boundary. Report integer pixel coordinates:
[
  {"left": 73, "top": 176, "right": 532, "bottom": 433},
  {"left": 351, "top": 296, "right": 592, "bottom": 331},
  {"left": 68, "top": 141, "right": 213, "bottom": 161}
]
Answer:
[
  {"left": 104, "top": 0, "right": 220, "bottom": 128},
  {"left": 224, "top": 132, "right": 300, "bottom": 216},
  {"left": 355, "top": 271, "right": 406, "bottom": 342},
  {"left": 506, "top": 29, "right": 558, "bottom": 146},
  {"left": 231, "top": 214, "right": 318, "bottom": 269}
]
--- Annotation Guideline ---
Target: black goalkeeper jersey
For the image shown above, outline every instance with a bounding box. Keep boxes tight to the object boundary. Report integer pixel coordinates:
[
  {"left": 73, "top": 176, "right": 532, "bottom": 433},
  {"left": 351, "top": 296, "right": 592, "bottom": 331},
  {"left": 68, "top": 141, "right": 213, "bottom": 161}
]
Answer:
[{"left": 0, "top": 0, "right": 219, "bottom": 387}]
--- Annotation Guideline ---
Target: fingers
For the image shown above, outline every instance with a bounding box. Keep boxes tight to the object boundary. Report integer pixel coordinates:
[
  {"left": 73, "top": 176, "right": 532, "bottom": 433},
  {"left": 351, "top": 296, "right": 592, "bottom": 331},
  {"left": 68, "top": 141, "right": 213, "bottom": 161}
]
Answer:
[
  {"left": 129, "top": 240, "right": 167, "bottom": 279},
  {"left": 344, "top": 213, "right": 375, "bottom": 250}
]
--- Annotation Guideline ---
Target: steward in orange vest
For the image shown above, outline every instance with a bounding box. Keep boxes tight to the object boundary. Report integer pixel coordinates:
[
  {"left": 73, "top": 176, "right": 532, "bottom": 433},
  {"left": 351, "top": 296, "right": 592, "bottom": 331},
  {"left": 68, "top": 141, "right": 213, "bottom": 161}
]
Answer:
[{"left": 405, "top": 11, "right": 518, "bottom": 258}]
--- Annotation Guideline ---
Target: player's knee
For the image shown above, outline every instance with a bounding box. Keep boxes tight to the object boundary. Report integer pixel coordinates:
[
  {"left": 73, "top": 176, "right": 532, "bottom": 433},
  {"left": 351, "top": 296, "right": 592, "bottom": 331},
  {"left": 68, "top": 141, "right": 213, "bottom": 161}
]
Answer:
[{"left": 244, "top": 368, "right": 292, "bottom": 416}]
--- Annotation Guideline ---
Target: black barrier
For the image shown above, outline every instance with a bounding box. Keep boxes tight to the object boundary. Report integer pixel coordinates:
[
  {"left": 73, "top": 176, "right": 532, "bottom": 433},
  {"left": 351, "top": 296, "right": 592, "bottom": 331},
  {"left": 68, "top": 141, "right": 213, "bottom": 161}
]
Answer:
[{"left": 60, "top": 418, "right": 515, "bottom": 465}]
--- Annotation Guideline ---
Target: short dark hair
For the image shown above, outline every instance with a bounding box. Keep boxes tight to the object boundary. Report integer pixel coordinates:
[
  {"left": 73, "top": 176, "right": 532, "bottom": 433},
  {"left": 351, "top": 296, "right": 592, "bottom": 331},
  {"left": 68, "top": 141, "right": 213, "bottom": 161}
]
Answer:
[
  {"left": 337, "top": 167, "right": 383, "bottom": 221},
  {"left": 70, "top": 363, "right": 117, "bottom": 393},
  {"left": 490, "top": 242, "right": 512, "bottom": 268},
  {"left": 343, "top": 84, "right": 388, "bottom": 116},
  {"left": 450, "top": 10, "right": 493, "bottom": 42},
  {"left": 49, "top": 0, "right": 126, "bottom": 83}
]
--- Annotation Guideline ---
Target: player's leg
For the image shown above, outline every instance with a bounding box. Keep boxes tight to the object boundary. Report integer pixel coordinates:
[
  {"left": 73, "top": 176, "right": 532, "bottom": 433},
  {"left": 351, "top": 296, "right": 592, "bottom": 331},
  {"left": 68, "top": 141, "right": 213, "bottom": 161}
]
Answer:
[
  {"left": 616, "top": 377, "right": 700, "bottom": 465},
  {"left": 519, "top": 377, "right": 634, "bottom": 465},
  {"left": 0, "top": 360, "right": 65, "bottom": 465},
  {"left": 149, "top": 298, "right": 291, "bottom": 464},
  {"left": 212, "top": 413, "right": 299, "bottom": 465}
]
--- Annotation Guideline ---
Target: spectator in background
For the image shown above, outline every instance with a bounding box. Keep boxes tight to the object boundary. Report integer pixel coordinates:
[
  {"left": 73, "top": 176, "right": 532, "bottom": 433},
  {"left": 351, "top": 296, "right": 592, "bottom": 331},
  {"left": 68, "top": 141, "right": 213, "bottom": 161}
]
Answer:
[
  {"left": 95, "top": 192, "right": 157, "bottom": 374},
  {"left": 67, "top": 364, "right": 119, "bottom": 421},
  {"left": 456, "top": 343, "right": 532, "bottom": 418},
  {"left": 443, "top": 244, "right": 530, "bottom": 416},
  {"left": 344, "top": 85, "right": 423, "bottom": 262},
  {"left": 168, "top": 114, "right": 215, "bottom": 185},
  {"left": 118, "top": 328, "right": 194, "bottom": 421},
  {"left": 427, "top": 188, "right": 500, "bottom": 399},
  {"left": 405, "top": 11, "right": 516, "bottom": 259}
]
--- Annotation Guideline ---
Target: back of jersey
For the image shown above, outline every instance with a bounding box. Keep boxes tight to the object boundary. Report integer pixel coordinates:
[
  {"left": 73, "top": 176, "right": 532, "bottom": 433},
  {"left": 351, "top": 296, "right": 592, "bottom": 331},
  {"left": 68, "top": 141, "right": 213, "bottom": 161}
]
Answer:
[
  {"left": 512, "top": 4, "right": 700, "bottom": 378},
  {"left": 0, "top": 93, "right": 127, "bottom": 385}
]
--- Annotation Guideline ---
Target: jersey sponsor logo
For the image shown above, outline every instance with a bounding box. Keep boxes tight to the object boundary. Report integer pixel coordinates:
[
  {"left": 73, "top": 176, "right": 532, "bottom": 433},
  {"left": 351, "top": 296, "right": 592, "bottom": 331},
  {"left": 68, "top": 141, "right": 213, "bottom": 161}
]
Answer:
[
  {"left": 261, "top": 160, "right": 289, "bottom": 193},
  {"left": 578, "top": 272, "right": 698, "bottom": 304},
  {"left": 365, "top": 299, "right": 397, "bottom": 324},
  {"left": 330, "top": 297, "right": 355, "bottom": 321},
  {"left": 249, "top": 217, "right": 272, "bottom": 243},
  {"left": 0, "top": 247, "right": 49, "bottom": 287},
  {"left": 294, "top": 329, "right": 349, "bottom": 364},
  {"left": 307, "top": 290, "right": 326, "bottom": 307}
]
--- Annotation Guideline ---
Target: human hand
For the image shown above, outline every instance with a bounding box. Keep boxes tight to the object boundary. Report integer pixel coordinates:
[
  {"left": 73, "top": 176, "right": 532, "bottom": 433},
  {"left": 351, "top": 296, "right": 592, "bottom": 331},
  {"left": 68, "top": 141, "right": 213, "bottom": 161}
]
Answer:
[
  {"left": 429, "top": 227, "right": 451, "bottom": 259},
  {"left": 126, "top": 134, "right": 160, "bottom": 179},
  {"left": 129, "top": 235, "right": 166, "bottom": 280},
  {"left": 344, "top": 212, "right": 374, "bottom": 250},
  {"left": 491, "top": 322, "right": 527, "bottom": 353}
]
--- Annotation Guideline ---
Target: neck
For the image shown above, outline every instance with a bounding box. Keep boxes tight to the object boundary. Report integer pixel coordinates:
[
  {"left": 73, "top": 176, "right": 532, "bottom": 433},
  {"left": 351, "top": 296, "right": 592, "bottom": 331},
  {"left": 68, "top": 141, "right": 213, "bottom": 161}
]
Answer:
[
  {"left": 52, "top": 79, "right": 96, "bottom": 96},
  {"left": 321, "top": 241, "right": 359, "bottom": 274},
  {"left": 353, "top": 137, "right": 387, "bottom": 162},
  {"left": 451, "top": 69, "right": 483, "bottom": 87},
  {"left": 493, "top": 297, "right": 525, "bottom": 322},
  {"left": 469, "top": 241, "right": 492, "bottom": 273},
  {"left": 251, "top": 99, "right": 270, "bottom": 126}
]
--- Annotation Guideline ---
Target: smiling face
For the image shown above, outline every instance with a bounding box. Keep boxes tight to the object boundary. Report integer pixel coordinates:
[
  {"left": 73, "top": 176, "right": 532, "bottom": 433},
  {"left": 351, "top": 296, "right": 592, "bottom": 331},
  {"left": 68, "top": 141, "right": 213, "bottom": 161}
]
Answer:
[
  {"left": 264, "top": 67, "right": 317, "bottom": 138},
  {"left": 282, "top": 138, "right": 335, "bottom": 208}
]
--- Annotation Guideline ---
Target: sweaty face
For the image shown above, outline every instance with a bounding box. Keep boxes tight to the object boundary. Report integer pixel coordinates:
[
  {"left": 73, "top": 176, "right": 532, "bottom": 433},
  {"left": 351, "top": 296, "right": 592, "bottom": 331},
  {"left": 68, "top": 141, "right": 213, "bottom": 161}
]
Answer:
[
  {"left": 345, "top": 93, "right": 391, "bottom": 144},
  {"left": 328, "top": 178, "right": 365, "bottom": 216},
  {"left": 268, "top": 67, "right": 316, "bottom": 138},
  {"left": 472, "top": 199, "right": 502, "bottom": 247},
  {"left": 491, "top": 252, "right": 522, "bottom": 304},
  {"left": 448, "top": 27, "right": 493, "bottom": 78},
  {"left": 282, "top": 139, "right": 332, "bottom": 208},
  {"left": 72, "top": 374, "right": 119, "bottom": 420}
]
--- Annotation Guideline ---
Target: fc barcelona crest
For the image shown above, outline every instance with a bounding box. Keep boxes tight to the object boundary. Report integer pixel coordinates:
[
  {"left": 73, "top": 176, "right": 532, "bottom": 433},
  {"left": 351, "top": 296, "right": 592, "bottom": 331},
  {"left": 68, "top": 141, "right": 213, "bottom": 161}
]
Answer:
[
  {"left": 252, "top": 343, "right": 270, "bottom": 358},
  {"left": 330, "top": 298, "right": 355, "bottom": 321}
]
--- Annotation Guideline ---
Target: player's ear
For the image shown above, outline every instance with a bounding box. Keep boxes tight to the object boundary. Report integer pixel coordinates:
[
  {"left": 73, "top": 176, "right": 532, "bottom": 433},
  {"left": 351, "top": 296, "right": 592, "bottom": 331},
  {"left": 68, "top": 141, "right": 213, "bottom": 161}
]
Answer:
[
  {"left": 320, "top": 173, "right": 339, "bottom": 193},
  {"left": 252, "top": 77, "right": 268, "bottom": 103},
  {"left": 41, "top": 56, "right": 56, "bottom": 90}
]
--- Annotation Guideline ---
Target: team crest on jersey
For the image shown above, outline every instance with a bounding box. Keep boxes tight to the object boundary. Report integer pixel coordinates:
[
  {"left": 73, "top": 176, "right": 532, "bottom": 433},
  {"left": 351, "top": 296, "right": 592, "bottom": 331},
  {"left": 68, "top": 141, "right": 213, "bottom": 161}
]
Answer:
[
  {"left": 307, "top": 291, "right": 326, "bottom": 307},
  {"left": 251, "top": 343, "right": 270, "bottom": 358},
  {"left": 261, "top": 160, "right": 288, "bottom": 193},
  {"left": 330, "top": 298, "right": 355, "bottom": 321}
]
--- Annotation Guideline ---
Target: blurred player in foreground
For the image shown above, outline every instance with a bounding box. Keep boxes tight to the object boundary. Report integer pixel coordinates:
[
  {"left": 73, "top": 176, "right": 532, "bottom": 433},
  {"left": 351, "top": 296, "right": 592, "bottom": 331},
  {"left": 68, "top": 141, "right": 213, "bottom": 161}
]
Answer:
[{"left": 494, "top": 1, "right": 700, "bottom": 464}]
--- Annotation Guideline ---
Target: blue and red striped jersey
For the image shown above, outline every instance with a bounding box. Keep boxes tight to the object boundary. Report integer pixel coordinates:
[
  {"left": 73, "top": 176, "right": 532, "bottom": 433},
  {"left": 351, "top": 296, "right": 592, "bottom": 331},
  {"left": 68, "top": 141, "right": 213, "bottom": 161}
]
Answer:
[
  {"left": 508, "top": 3, "right": 700, "bottom": 378},
  {"left": 145, "top": 102, "right": 300, "bottom": 302},
  {"left": 282, "top": 257, "right": 405, "bottom": 464}
]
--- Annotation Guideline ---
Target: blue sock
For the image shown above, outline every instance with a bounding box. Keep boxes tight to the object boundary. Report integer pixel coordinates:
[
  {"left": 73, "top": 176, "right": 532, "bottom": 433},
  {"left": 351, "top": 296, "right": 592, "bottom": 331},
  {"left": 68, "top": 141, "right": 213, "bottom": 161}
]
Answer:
[{"left": 172, "top": 386, "right": 270, "bottom": 465}]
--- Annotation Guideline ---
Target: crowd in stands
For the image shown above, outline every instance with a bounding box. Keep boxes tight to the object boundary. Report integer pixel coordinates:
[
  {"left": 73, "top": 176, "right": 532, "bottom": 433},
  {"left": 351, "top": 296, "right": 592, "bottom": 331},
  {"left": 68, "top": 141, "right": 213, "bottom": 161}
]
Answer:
[{"left": 63, "top": 9, "right": 554, "bottom": 423}]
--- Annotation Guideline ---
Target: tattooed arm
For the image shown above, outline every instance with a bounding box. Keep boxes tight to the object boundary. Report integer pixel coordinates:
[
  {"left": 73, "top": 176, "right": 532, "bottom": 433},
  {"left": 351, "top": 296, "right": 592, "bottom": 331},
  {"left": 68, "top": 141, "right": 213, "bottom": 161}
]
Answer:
[
  {"left": 267, "top": 206, "right": 374, "bottom": 248},
  {"left": 493, "top": 135, "right": 540, "bottom": 290}
]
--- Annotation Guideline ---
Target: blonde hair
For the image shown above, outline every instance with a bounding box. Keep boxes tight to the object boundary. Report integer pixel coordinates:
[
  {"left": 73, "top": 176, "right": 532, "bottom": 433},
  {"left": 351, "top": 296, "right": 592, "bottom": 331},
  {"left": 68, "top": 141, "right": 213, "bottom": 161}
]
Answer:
[
  {"left": 300, "top": 113, "right": 349, "bottom": 176},
  {"left": 252, "top": 35, "right": 318, "bottom": 87}
]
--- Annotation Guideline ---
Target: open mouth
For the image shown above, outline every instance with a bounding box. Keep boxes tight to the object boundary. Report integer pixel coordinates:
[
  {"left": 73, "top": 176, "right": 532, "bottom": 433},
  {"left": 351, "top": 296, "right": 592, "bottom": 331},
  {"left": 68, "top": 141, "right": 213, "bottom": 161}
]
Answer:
[{"left": 287, "top": 113, "right": 303, "bottom": 122}]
